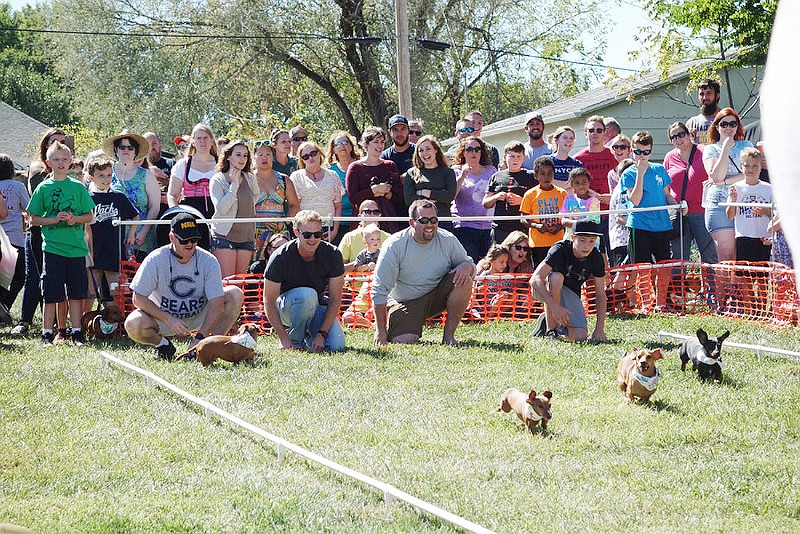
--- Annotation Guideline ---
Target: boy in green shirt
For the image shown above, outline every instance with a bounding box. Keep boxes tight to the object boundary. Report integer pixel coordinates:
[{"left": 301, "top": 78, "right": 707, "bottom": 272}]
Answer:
[{"left": 26, "top": 141, "right": 95, "bottom": 345}]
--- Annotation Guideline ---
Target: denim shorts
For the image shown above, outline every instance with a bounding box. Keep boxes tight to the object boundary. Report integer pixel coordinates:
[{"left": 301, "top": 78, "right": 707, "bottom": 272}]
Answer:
[
  {"left": 211, "top": 235, "right": 256, "bottom": 252},
  {"left": 705, "top": 206, "right": 735, "bottom": 233}
]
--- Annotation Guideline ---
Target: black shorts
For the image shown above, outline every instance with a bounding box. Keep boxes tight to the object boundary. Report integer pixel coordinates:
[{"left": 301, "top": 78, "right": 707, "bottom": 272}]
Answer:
[
  {"left": 41, "top": 252, "right": 88, "bottom": 303},
  {"left": 736, "top": 236, "right": 771, "bottom": 263},
  {"left": 628, "top": 228, "right": 671, "bottom": 264}
]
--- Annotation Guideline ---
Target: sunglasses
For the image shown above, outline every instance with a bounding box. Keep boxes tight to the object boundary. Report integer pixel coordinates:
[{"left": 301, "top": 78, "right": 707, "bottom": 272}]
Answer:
[
  {"left": 361, "top": 209, "right": 381, "bottom": 215},
  {"left": 458, "top": 127, "right": 475, "bottom": 133},
  {"left": 632, "top": 149, "right": 652, "bottom": 156},
  {"left": 253, "top": 139, "right": 271, "bottom": 148},
  {"left": 512, "top": 244, "right": 531, "bottom": 251},
  {"left": 333, "top": 138, "right": 350, "bottom": 147},
  {"left": 409, "top": 130, "right": 422, "bottom": 136},
  {"left": 300, "top": 149, "right": 319, "bottom": 161},
  {"left": 118, "top": 145, "right": 136, "bottom": 151},
  {"left": 719, "top": 120, "right": 739, "bottom": 129},
  {"left": 300, "top": 230, "right": 323, "bottom": 239},
  {"left": 177, "top": 236, "right": 200, "bottom": 245},
  {"left": 464, "top": 146, "right": 482, "bottom": 153},
  {"left": 669, "top": 131, "right": 688, "bottom": 141},
  {"left": 416, "top": 216, "right": 438, "bottom": 225},
  {"left": 292, "top": 136, "right": 308, "bottom": 142},
  {"left": 177, "top": 144, "right": 189, "bottom": 150},
  {"left": 586, "top": 128, "right": 605, "bottom": 134},
  {"left": 611, "top": 144, "right": 630, "bottom": 151}
]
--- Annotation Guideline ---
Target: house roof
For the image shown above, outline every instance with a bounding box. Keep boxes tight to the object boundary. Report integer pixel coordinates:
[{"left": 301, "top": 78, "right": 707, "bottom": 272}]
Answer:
[
  {"left": 0, "top": 100, "right": 50, "bottom": 169},
  {"left": 482, "top": 57, "right": 709, "bottom": 137}
]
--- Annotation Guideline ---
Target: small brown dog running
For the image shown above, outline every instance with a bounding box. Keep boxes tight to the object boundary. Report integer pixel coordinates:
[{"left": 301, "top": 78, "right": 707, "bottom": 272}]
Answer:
[
  {"left": 497, "top": 388, "right": 553, "bottom": 433},
  {"left": 174, "top": 324, "right": 261, "bottom": 367},
  {"left": 81, "top": 304, "right": 125, "bottom": 341},
  {"left": 617, "top": 348, "right": 663, "bottom": 402}
]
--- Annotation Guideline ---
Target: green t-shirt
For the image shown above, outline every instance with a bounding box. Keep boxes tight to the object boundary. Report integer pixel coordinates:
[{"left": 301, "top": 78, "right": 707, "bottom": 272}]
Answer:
[{"left": 26, "top": 175, "right": 95, "bottom": 258}]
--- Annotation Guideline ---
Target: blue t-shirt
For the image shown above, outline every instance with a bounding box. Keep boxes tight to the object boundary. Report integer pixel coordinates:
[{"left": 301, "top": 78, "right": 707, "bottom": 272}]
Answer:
[
  {"left": 621, "top": 163, "right": 672, "bottom": 232},
  {"left": 328, "top": 164, "right": 353, "bottom": 221},
  {"left": 550, "top": 155, "right": 584, "bottom": 183},
  {"left": 381, "top": 144, "right": 415, "bottom": 175}
]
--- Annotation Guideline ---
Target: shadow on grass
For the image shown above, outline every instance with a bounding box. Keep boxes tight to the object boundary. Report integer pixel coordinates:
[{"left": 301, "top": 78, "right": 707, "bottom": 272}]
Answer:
[
  {"left": 455, "top": 338, "right": 524, "bottom": 352},
  {"left": 347, "top": 346, "right": 400, "bottom": 360},
  {"left": 646, "top": 398, "right": 682, "bottom": 414},
  {"left": 645, "top": 340, "right": 681, "bottom": 351}
]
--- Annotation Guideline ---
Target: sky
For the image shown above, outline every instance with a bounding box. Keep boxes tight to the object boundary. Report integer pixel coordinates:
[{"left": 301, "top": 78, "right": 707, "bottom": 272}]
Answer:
[{"left": 6, "top": 0, "right": 654, "bottom": 82}]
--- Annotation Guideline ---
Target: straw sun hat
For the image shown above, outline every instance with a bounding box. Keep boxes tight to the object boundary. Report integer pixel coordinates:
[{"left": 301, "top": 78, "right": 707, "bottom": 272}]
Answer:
[{"left": 102, "top": 129, "right": 151, "bottom": 161}]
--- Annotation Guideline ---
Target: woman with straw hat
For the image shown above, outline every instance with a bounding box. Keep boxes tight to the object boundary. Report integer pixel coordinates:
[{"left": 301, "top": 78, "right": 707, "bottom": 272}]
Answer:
[{"left": 103, "top": 129, "right": 161, "bottom": 261}]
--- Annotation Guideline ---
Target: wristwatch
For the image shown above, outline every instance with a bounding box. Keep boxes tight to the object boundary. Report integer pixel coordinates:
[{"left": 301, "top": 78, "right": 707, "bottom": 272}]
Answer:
[
  {"left": 317, "top": 329, "right": 328, "bottom": 339},
  {"left": 195, "top": 332, "right": 205, "bottom": 341}
]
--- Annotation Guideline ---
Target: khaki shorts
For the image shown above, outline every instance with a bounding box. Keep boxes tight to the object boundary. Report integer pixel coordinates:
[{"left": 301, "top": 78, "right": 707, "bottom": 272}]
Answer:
[{"left": 388, "top": 272, "right": 455, "bottom": 339}]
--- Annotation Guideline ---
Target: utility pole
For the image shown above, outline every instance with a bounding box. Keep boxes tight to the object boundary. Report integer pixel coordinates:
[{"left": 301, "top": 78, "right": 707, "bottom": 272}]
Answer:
[{"left": 395, "top": 0, "right": 412, "bottom": 118}]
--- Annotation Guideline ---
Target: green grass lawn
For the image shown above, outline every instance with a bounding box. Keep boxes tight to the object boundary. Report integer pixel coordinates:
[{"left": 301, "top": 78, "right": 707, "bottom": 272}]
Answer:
[{"left": 2, "top": 314, "right": 800, "bottom": 533}]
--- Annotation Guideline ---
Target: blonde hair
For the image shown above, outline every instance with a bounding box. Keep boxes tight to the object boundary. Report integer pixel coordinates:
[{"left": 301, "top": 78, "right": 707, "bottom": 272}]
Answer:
[
  {"left": 294, "top": 209, "right": 322, "bottom": 228},
  {"left": 483, "top": 243, "right": 509, "bottom": 263}
]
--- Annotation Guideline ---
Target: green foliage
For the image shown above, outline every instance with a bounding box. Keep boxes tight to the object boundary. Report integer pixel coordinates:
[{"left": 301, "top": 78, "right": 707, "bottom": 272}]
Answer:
[
  {"left": 0, "top": 3, "right": 75, "bottom": 125},
  {"left": 2, "top": 316, "right": 800, "bottom": 531}
]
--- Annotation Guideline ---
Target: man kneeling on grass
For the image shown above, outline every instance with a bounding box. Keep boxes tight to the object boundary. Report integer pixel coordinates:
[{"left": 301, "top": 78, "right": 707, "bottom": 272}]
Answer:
[
  {"left": 371, "top": 199, "right": 475, "bottom": 346},
  {"left": 530, "top": 219, "right": 607, "bottom": 342},
  {"left": 125, "top": 213, "right": 244, "bottom": 360}
]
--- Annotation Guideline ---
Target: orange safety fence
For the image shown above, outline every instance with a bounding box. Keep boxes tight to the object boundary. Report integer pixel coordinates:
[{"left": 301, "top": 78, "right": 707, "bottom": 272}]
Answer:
[{"left": 114, "top": 260, "right": 799, "bottom": 332}]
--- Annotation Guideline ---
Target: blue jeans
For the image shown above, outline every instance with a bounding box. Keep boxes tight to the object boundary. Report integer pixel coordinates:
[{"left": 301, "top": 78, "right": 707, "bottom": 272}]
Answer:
[
  {"left": 277, "top": 287, "right": 346, "bottom": 351},
  {"left": 19, "top": 229, "right": 43, "bottom": 324},
  {"left": 452, "top": 226, "right": 491, "bottom": 263},
  {"left": 670, "top": 212, "right": 717, "bottom": 263}
]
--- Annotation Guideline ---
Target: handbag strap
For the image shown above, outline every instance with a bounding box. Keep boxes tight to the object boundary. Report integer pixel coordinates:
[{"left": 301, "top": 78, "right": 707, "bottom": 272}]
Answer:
[
  {"left": 727, "top": 152, "right": 742, "bottom": 175},
  {"left": 679, "top": 144, "right": 696, "bottom": 202}
]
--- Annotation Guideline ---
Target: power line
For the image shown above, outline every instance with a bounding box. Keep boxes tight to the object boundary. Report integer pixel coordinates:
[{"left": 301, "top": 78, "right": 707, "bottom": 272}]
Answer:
[{"left": 0, "top": 26, "right": 641, "bottom": 73}]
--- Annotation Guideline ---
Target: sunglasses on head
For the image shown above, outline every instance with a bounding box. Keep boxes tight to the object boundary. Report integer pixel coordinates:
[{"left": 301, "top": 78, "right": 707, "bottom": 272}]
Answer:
[
  {"left": 253, "top": 139, "right": 271, "bottom": 148},
  {"left": 464, "top": 146, "right": 482, "bottom": 153},
  {"left": 669, "top": 131, "right": 688, "bottom": 141},
  {"left": 333, "top": 138, "right": 350, "bottom": 147},
  {"left": 416, "top": 216, "right": 438, "bottom": 225},
  {"left": 361, "top": 208, "right": 381, "bottom": 215},
  {"left": 512, "top": 244, "right": 530, "bottom": 251},
  {"left": 586, "top": 127, "right": 605, "bottom": 134},
  {"left": 611, "top": 144, "right": 630, "bottom": 151},
  {"left": 292, "top": 136, "right": 308, "bottom": 142},
  {"left": 409, "top": 130, "right": 422, "bottom": 136},
  {"left": 177, "top": 144, "right": 189, "bottom": 150},
  {"left": 177, "top": 236, "right": 200, "bottom": 245},
  {"left": 458, "top": 127, "right": 475, "bottom": 133},
  {"left": 118, "top": 145, "right": 136, "bottom": 151},
  {"left": 300, "top": 149, "right": 319, "bottom": 161},
  {"left": 632, "top": 148, "right": 652, "bottom": 156},
  {"left": 300, "top": 230, "right": 323, "bottom": 239},
  {"left": 719, "top": 120, "right": 739, "bottom": 129}
]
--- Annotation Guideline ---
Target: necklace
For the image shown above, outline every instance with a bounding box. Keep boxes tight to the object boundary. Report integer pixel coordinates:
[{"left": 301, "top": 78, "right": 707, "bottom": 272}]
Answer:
[{"left": 307, "top": 169, "right": 324, "bottom": 181}]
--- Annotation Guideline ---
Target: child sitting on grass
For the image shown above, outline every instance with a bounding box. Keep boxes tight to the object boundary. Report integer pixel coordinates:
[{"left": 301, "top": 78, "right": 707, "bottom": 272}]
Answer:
[
  {"left": 25, "top": 141, "right": 95, "bottom": 345},
  {"left": 475, "top": 244, "right": 515, "bottom": 319},
  {"left": 342, "top": 224, "right": 383, "bottom": 327}
]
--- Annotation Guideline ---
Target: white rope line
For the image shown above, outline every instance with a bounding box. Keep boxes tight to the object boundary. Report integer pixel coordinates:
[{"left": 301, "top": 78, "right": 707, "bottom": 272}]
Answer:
[
  {"left": 112, "top": 203, "right": 683, "bottom": 226},
  {"left": 97, "top": 351, "right": 495, "bottom": 534},
  {"left": 657, "top": 331, "right": 800, "bottom": 361}
]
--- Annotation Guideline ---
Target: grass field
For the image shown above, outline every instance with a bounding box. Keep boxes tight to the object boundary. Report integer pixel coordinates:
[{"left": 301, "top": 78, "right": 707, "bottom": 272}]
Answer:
[{"left": 2, "top": 314, "right": 800, "bottom": 533}]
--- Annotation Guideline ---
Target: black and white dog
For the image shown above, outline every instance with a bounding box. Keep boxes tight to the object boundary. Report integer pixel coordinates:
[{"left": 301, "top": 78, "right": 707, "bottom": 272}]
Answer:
[{"left": 680, "top": 329, "right": 730, "bottom": 383}]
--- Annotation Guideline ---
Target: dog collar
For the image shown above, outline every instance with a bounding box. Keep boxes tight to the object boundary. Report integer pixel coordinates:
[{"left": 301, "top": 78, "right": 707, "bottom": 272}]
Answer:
[
  {"left": 632, "top": 369, "right": 659, "bottom": 391},
  {"left": 524, "top": 403, "right": 543, "bottom": 422},
  {"left": 231, "top": 331, "right": 257, "bottom": 350},
  {"left": 98, "top": 318, "right": 119, "bottom": 335},
  {"left": 694, "top": 350, "right": 724, "bottom": 369}
]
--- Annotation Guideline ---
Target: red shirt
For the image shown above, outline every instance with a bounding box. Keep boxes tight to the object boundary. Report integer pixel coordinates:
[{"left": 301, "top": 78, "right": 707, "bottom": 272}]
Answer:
[
  {"left": 662, "top": 145, "right": 708, "bottom": 215},
  {"left": 574, "top": 147, "right": 617, "bottom": 207}
]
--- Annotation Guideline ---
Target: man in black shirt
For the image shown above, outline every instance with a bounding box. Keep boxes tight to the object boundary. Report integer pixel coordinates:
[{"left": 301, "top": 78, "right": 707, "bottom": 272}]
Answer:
[
  {"left": 263, "top": 210, "right": 346, "bottom": 352},
  {"left": 530, "top": 220, "right": 607, "bottom": 342}
]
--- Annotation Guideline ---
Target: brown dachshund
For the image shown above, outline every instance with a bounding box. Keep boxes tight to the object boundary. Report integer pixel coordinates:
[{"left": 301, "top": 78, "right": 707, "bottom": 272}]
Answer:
[
  {"left": 175, "top": 324, "right": 261, "bottom": 367},
  {"left": 81, "top": 304, "right": 124, "bottom": 341},
  {"left": 617, "top": 348, "right": 663, "bottom": 402},
  {"left": 497, "top": 388, "right": 553, "bottom": 433}
]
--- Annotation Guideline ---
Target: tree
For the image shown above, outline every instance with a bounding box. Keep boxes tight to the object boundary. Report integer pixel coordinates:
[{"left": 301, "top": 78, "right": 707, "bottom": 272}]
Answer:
[
  {"left": 0, "top": 3, "right": 74, "bottom": 126},
  {"left": 43, "top": 0, "right": 606, "bottom": 142},
  {"left": 638, "top": 0, "right": 777, "bottom": 109}
]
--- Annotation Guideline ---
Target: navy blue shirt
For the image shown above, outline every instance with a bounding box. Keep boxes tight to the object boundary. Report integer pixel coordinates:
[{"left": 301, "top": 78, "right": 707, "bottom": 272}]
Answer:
[{"left": 381, "top": 144, "right": 415, "bottom": 175}]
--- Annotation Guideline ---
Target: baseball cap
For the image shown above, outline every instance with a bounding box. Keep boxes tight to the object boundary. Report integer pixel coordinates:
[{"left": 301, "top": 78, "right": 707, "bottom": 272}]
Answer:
[
  {"left": 573, "top": 220, "right": 603, "bottom": 237},
  {"left": 388, "top": 114, "right": 409, "bottom": 129},
  {"left": 524, "top": 112, "right": 544, "bottom": 125},
  {"left": 174, "top": 135, "right": 189, "bottom": 146},
  {"left": 171, "top": 213, "right": 202, "bottom": 240},
  {"left": 289, "top": 125, "right": 308, "bottom": 138}
]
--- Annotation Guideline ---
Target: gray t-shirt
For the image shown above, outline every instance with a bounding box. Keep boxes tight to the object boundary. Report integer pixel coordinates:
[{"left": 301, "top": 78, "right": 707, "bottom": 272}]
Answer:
[
  {"left": 522, "top": 143, "right": 553, "bottom": 170},
  {"left": 130, "top": 245, "right": 224, "bottom": 320},
  {"left": 0, "top": 179, "right": 31, "bottom": 248},
  {"left": 371, "top": 227, "right": 473, "bottom": 305}
]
